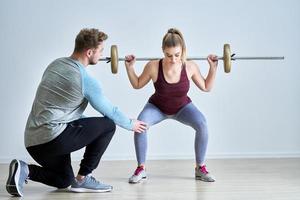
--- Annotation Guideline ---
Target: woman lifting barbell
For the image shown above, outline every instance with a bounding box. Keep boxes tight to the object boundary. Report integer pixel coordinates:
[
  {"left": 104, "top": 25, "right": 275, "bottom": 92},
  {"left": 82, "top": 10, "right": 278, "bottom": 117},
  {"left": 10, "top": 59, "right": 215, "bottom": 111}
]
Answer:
[{"left": 124, "top": 28, "right": 218, "bottom": 183}]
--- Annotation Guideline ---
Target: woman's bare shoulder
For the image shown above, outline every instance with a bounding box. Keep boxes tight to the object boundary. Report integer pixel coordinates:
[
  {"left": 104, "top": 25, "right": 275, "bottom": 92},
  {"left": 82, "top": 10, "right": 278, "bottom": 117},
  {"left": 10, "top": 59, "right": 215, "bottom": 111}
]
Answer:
[
  {"left": 145, "top": 60, "right": 160, "bottom": 71},
  {"left": 185, "top": 60, "right": 199, "bottom": 77}
]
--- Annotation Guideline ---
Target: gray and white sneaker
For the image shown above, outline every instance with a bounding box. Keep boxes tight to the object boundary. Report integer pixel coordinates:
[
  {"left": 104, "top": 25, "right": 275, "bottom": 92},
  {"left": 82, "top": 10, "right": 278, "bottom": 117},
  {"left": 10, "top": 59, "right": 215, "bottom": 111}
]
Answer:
[
  {"left": 6, "top": 159, "right": 29, "bottom": 197},
  {"left": 70, "top": 174, "right": 112, "bottom": 193},
  {"left": 195, "top": 165, "right": 215, "bottom": 182},
  {"left": 128, "top": 166, "right": 147, "bottom": 184}
]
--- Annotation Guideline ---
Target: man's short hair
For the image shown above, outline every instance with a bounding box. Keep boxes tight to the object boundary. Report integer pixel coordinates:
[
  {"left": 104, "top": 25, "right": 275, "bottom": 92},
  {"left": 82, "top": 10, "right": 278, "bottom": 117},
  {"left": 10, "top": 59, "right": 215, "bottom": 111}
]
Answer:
[{"left": 74, "top": 28, "right": 108, "bottom": 52}]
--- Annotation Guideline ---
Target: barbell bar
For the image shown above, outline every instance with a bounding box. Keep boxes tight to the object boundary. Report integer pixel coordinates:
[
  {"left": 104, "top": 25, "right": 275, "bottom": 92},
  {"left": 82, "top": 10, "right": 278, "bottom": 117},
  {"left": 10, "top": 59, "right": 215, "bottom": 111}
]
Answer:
[{"left": 99, "top": 44, "right": 284, "bottom": 74}]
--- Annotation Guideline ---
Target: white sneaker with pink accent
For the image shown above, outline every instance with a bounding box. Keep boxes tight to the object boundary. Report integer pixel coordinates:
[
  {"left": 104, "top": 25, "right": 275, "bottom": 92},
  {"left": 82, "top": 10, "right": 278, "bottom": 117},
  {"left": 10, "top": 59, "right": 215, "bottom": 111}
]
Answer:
[
  {"left": 195, "top": 165, "right": 215, "bottom": 182},
  {"left": 128, "top": 166, "right": 147, "bottom": 184}
]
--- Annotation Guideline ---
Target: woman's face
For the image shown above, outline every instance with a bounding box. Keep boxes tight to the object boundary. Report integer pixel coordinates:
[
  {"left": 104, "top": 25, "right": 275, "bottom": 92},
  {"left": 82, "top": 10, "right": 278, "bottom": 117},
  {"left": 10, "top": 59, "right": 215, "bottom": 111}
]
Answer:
[{"left": 163, "top": 45, "right": 182, "bottom": 65}]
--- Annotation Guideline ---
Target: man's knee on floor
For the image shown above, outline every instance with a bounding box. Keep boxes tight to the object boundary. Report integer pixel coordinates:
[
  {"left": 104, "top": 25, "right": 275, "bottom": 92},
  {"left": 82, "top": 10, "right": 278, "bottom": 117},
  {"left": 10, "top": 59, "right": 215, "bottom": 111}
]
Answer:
[{"left": 56, "top": 174, "right": 75, "bottom": 189}]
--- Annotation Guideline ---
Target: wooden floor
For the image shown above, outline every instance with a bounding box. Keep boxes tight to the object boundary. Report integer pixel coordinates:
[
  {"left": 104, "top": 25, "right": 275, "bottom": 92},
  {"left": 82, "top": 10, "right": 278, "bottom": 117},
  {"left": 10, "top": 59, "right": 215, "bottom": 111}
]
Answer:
[{"left": 0, "top": 158, "right": 299, "bottom": 200}]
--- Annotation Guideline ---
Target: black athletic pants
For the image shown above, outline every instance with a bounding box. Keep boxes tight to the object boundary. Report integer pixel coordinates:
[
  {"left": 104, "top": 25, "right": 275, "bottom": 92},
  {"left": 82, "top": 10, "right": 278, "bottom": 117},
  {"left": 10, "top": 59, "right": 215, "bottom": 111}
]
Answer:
[{"left": 26, "top": 117, "right": 116, "bottom": 188}]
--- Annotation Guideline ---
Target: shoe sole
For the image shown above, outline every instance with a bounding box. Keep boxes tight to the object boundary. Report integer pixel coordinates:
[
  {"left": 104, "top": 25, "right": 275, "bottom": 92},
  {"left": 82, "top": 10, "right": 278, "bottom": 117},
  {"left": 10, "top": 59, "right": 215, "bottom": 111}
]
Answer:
[
  {"left": 195, "top": 176, "right": 215, "bottom": 182},
  {"left": 69, "top": 187, "right": 112, "bottom": 193},
  {"left": 6, "top": 159, "right": 22, "bottom": 197},
  {"left": 128, "top": 176, "right": 147, "bottom": 184}
]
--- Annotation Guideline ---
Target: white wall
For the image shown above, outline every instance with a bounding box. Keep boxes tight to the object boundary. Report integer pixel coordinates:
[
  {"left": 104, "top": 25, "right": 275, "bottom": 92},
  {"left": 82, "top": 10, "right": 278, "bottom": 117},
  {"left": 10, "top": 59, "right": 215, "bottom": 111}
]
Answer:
[{"left": 0, "top": 0, "right": 299, "bottom": 163}]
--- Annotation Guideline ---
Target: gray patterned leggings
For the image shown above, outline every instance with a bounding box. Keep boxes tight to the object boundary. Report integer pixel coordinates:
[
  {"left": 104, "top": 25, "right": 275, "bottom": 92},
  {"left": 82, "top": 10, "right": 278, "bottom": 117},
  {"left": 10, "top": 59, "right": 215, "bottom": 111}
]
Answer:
[{"left": 135, "top": 102, "right": 209, "bottom": 166}]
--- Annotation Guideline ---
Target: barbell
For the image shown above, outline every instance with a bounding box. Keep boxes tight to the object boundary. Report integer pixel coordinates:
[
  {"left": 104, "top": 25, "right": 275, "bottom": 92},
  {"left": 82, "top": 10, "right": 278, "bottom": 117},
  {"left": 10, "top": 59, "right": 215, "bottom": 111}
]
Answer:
[{"left": 99, "top": 44, "right": 284, "bottom": 74}]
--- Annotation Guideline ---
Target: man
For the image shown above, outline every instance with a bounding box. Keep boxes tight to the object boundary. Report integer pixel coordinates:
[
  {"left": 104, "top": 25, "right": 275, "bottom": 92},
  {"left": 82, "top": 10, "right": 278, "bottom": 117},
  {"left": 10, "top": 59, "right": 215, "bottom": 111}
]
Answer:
[{"left": 6, "top": 28, "right": 147, "bottom": 197}]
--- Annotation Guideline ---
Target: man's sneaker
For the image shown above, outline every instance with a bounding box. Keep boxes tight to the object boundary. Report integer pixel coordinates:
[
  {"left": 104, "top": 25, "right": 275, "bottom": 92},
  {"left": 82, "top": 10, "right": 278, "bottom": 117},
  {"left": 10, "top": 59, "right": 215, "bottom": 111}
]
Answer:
[
  {"left": 195, "top": 165, "right": 215, "bottom": 182},
  {"left": 128, "top": 166, "right": 147, "bottom": 184},
  {"left": 70, "top": 174, "right": 112, "bottom": 193},
  {"left": 6, "top": 159, "right": 29, "bottom": 197}
]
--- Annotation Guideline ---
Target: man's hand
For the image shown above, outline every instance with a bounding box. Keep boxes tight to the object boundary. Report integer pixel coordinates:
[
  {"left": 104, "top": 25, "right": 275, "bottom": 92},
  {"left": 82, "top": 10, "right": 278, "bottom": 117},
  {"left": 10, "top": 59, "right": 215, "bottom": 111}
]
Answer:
[{"left": 132, "top": 119, "right": 148, "bottom": 133}]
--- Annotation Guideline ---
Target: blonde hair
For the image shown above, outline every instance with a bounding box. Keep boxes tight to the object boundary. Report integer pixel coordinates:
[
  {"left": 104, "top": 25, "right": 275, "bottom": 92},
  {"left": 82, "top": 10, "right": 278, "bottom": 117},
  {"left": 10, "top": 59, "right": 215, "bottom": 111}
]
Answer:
[{"left": 162, "top": 28, "right": 187, "bottom": 62}]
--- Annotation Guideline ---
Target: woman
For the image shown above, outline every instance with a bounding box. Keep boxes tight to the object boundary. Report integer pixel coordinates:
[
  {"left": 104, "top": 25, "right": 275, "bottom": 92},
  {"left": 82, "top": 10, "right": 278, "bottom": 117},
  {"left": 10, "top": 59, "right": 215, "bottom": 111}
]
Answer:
[{"left": 125, "top": 28, "right": 218, "bottom": 183}]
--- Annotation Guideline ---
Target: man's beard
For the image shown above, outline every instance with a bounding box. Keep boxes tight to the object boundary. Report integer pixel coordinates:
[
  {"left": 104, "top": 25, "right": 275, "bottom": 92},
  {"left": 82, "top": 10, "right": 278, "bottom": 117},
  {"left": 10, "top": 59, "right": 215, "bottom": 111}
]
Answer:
[
  {"left": 89, "top": 58, "right": 97, "bottom": 65},
  {"left": 89, "top": 61, "right": 97, "bottom": 65}
]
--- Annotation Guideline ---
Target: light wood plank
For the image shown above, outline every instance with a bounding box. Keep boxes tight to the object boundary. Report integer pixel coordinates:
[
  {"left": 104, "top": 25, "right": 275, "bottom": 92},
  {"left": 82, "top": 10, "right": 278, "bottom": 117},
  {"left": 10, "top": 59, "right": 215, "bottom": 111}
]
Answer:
[{"left": 0, "top": 158, "right": 299, "bottom": 200}]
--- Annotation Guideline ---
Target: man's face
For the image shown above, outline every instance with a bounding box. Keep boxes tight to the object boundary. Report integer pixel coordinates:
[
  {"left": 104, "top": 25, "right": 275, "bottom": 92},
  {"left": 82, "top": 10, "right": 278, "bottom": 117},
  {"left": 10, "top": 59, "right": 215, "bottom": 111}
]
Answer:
[{"left": 89, "top": 42, "right": 104, "bottom": 65}]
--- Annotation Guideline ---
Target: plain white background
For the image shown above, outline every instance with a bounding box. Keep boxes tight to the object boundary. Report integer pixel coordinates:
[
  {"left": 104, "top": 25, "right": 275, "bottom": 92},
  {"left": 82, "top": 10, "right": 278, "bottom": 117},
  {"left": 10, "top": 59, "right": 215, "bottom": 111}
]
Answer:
[{"left": 0, "top": 0, "right": 299, "bottom": 162}]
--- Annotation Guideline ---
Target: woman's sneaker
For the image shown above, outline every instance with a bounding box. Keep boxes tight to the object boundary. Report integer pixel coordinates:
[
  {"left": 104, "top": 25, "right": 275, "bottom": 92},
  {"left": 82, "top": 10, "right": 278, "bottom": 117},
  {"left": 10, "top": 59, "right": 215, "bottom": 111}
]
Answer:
[
  {"left": 195, "top": 165, "right": 215, "bottom": 182},
  {"left": 70, "top": 174, "right": 112, "bottom": 193},
  {"left": 128, "top": 166, "right": 147, "bottom": 184},
  {"left": 6, "top": 159, "right": 29, "bottom": 197}
]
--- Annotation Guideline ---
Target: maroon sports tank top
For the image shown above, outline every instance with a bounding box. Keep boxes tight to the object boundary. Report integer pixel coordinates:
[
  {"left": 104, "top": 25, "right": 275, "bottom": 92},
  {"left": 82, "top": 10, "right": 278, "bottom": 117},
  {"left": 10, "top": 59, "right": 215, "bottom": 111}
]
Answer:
[{"left": 148, "top": 59, "right": 192, "bottom": 115}]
